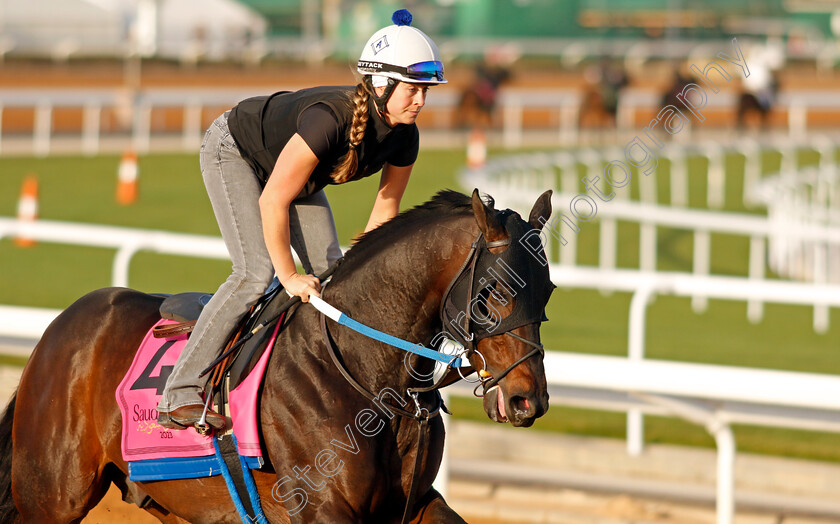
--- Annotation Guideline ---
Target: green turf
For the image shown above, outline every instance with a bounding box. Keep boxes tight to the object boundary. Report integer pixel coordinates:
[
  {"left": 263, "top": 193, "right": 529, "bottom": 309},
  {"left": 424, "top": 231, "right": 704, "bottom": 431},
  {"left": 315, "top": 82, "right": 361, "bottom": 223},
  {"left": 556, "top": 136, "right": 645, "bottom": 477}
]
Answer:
[
  {"left": 1, "top": 148, "right": 838, "bottom": 462},
  {"left": 0, "top": 354, "right": 28, "bottom": 368}
]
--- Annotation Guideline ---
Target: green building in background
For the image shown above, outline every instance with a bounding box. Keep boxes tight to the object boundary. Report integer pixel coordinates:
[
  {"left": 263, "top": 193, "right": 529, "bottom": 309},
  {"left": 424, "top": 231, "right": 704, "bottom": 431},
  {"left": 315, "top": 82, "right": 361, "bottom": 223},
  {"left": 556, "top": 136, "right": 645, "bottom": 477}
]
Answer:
[
  {"left": 237, "top": 0, "right": 833, "bottom": 58},
  {"left": 240, "top": 0, "right": 840, "bottom": 38}
]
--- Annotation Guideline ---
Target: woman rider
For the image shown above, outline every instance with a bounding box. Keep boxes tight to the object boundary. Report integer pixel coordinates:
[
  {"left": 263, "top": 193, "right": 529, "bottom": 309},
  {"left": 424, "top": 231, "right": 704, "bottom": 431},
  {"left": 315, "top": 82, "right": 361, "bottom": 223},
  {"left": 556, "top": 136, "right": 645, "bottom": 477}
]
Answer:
[{"left": 157, "top": 10, "right": 447, "bottom": 430}]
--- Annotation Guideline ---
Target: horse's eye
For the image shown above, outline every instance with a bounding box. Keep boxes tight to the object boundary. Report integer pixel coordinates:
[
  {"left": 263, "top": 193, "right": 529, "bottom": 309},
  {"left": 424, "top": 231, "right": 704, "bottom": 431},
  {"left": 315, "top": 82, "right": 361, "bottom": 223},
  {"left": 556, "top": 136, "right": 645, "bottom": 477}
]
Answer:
[
  {"left": 476, "top": 288, "right": 491, "bottom": 316},
  {"left": 492, "top": 281, "right": 512, "bottom": 305}
]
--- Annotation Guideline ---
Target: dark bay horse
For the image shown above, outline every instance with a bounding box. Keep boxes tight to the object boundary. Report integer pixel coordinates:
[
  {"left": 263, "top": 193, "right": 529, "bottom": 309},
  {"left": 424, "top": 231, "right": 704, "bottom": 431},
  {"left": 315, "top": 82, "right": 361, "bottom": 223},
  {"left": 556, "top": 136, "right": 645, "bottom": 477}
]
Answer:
[{"left": 0, "top": 189, "right": 554, "bottom": 523}]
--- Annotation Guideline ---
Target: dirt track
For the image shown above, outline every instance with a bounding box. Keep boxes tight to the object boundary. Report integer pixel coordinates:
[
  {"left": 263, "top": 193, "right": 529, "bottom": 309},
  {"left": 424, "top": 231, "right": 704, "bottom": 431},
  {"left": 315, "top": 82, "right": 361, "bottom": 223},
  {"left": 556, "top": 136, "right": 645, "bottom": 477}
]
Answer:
[{"left": 81, "top": 480, "right": 839, "bottom": 524}]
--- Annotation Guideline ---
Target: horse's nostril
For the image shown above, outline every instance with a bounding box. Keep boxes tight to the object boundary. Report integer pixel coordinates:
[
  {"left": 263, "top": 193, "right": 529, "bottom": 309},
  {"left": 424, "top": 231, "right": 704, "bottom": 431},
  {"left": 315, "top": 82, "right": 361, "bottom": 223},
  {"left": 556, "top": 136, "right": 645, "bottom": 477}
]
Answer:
[{"left": 510, "top": 395, "right": 531, "bottom": 416}]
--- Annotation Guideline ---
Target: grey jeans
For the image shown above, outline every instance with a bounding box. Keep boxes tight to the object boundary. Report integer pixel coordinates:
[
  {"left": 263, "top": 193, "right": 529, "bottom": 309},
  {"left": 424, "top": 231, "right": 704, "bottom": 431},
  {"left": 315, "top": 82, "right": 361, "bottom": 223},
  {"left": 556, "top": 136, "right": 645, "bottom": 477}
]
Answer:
[{"left": 157, "top": 111, "right": 343, "bottom": 412}]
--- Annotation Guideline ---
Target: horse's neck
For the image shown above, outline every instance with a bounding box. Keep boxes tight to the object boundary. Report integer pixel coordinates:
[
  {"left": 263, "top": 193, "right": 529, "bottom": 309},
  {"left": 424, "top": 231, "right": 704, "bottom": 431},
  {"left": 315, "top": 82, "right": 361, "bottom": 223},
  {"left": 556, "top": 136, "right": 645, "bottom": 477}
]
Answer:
[{"left": 326, "top": 217, "right": 476, "bottom": 394}]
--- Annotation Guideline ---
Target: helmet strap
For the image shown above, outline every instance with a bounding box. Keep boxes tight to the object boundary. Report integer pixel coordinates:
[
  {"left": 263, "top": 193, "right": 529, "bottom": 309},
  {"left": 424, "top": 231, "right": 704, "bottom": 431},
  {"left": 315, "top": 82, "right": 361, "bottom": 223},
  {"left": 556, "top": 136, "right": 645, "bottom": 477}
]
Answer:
[{"left": 365, "top": 76, "right": 397, "bottom": 114}]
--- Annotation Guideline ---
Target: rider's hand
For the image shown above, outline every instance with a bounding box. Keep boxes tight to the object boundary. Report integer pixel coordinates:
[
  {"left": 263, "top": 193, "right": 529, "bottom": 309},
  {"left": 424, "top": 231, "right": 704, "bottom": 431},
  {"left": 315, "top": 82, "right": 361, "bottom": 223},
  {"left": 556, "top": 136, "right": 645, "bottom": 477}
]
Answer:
[{"left": 281, "top": 272, "right": 321, "bottom": 303}]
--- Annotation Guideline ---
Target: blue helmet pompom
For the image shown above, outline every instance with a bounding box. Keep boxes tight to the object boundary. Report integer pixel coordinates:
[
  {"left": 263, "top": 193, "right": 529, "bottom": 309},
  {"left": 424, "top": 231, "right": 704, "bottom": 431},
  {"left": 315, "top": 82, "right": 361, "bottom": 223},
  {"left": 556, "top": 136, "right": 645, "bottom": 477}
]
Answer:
[{"left": 392, "top": 9, "right": 412, "bottom": 26}]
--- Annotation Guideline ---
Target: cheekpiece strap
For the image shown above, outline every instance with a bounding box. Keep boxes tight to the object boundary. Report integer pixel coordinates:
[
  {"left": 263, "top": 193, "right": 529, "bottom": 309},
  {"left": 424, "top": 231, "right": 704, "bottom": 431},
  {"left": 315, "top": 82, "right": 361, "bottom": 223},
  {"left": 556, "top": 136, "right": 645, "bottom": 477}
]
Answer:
[{"left": 485, "top": 238, "right": 511, "bottom": 249}]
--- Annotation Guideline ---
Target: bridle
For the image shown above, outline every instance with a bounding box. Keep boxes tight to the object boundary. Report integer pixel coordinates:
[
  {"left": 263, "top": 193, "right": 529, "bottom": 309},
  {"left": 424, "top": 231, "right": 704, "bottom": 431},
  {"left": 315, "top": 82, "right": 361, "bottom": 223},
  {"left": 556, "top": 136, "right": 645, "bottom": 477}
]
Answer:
[
  {"left": 435, "top": 231, "right": 549, "bottom": 397},
  {"left": 316, "top": 228, "right": 551, "bottom": 401}
]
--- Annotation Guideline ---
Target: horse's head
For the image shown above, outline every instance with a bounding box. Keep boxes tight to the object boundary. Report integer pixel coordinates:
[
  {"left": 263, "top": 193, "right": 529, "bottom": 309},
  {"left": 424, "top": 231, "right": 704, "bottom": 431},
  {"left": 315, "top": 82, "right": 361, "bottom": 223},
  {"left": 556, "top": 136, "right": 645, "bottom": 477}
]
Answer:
[{"left": 442, "top": 189, "right": 555, "bottom": 427}]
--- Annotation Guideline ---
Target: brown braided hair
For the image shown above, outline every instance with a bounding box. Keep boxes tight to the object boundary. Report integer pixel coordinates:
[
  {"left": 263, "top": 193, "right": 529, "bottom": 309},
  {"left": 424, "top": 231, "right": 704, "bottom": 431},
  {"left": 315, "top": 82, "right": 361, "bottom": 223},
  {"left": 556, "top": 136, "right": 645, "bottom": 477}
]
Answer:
[{"left": 330, "top": 83, "right": 371, "bottom": 184}]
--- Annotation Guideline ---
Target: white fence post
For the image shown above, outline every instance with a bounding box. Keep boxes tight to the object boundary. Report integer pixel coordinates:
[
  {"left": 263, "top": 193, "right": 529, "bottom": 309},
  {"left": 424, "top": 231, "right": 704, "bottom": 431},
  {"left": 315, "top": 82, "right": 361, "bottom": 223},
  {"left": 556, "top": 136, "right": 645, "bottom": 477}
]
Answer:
[
  {"left": 599, "top": 218, "right": 617, "bottom": 294},
  {"left": 639, "top": 164, "right": 657, "bottom": 205},
  {"left": 82, "top": 103, "right": 101, "bottom": 156},
  {"left": 34, "top": 101, "right": 52, "bottom": 157},
  {"left": 747, "top": 236, "right": 766, "bottom": 323},
  {"left": 714, "top": 424, "right": 736, "bottom": 524},
  {"left": 692, "top": 230, "right": 711, "bottom": 313},
  {"left": 668, "top": 150, "right": 688, "bottom": 207},
  {"left": 741, "top": 140, "right": 761, "bottom": 207},
  {"left": 640, "top": 222, "right": 656, "bottom": 272},
  {"left": 183, "top": 103, "right": 202, "bottom": 150},
  {"left": 560, "top": 101, "right": 579, "bottom": 145},
  {"left": 626, "top": 283, "right": 656, "bottom": 456},
  {"left": 813, "top": 243, "right": 829, "bottom": 334},
  {"left": 788, "top": 100, "right": 807, "bottom": 139},
  {"left": 503, "top": 96, "right": 522, "bottom": 148},
  {"left": 556, "top": 154, "right": 579, "bottom": 267},
  {"left": 113, "top": 243, "right": 143, "bottom": 288},
  {"left": 133, "top": 102, "right": 152, "bottom": 153},
  {"left": 706, "top": 144, "right": 725, "bottom": 209}
]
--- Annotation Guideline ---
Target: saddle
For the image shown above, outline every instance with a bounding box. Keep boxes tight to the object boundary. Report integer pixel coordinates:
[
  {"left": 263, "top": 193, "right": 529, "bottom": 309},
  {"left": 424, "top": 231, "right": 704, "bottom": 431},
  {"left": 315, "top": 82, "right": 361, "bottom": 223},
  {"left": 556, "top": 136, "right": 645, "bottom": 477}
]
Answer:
[
  {"left": 116, "top": 265, "right": 343, "bottom": 522},
  {"left": 152, "top": 283, "right": 292, "bottom": 391},
  {"left": 115, "top": 284, "right": 297, "bottom": 523}
]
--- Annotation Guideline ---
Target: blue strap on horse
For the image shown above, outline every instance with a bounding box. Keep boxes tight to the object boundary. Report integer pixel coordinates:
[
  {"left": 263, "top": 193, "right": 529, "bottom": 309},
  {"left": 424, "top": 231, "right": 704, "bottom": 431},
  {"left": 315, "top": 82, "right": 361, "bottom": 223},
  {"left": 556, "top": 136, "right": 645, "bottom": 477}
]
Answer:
[
  {"left": 309, "top": 296, "right": 468, "bottom": 368},
  {"left": 214, "top": 434, "right": 265, "bottom": 524}
]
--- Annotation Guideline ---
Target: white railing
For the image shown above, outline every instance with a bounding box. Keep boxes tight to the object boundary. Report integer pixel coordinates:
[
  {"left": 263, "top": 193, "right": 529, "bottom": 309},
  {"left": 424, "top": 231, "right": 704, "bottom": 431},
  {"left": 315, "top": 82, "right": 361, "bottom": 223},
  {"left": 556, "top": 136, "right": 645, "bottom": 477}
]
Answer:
[
  {"left": 0, "top": 218, "right": 231, "bottom": 288},
  {"left": 0, "top": 305, "right": 61, "bottom": 339},
  {"left": 463, "top": 137, "right": 840, "bottom": 304},
  {"left": 0, "top": 87, "right": 581, "bottom": 156},
  {"left": 531, "top": 352, "right": 840, "bottom": 524},
  {"left": 543, "top": 194, "right": 840, "bottom": 332},
  {"left": 6, "top": 88, "right": 840, "bottom": 156},
  {"left": 753, "top": 164, "right": 840, "bottom": 284},
  {"left": 0, "top": 87, "right": 268, "bottom": 156},
  {"left": 548, "top": 264, "right": 840, "bottom": 467},
  {"left": 466, "top": 135, "right": 839, "bottom": 210},
  {"left": 616, "top": 89, "right": 840, "bottom": 140}
]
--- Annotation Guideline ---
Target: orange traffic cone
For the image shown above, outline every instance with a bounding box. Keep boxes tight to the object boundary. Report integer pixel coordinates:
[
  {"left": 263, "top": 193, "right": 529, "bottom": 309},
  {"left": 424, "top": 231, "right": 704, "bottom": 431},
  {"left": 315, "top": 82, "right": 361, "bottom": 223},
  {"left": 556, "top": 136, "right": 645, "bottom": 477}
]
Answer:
[
  {"left": 117, "top": 151, "right": 139, "bottom": 205},
  {"left": 466, "top": 128, "right": 487, "bottom": 169},
  {"left": 15, "top": 175, "right": 39, "bottom": 247}
]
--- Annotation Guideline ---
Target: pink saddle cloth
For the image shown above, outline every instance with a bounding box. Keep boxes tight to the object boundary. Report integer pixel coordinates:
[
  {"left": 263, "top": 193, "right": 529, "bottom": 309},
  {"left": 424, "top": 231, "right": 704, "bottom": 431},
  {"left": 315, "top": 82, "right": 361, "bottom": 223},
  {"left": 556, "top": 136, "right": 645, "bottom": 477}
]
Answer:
[{"left": 116, "top": 318, "right": 280, "bottom": 462}]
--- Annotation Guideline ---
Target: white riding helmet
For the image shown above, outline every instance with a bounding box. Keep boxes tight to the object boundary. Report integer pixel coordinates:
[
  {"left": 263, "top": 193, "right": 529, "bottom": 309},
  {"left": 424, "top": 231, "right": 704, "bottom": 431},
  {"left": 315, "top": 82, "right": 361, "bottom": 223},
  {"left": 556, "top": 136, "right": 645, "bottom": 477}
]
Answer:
[{"left": 357, "top": 9, "right": 447, "bottom": 86}]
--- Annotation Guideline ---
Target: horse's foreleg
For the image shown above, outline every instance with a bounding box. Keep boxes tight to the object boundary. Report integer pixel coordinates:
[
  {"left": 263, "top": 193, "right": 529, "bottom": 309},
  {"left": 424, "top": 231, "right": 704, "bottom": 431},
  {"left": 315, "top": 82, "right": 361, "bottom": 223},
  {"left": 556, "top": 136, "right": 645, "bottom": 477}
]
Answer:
[{"left": 410, "top": 488, "right": 468, "bottom": 524}]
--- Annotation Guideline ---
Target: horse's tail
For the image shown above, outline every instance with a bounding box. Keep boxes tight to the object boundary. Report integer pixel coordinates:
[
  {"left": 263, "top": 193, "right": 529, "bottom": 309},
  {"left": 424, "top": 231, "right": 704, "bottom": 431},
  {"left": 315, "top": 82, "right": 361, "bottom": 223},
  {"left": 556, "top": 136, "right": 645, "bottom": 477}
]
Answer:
[{"left": 0, "top": 392, "right": 21, "bottom": 523}]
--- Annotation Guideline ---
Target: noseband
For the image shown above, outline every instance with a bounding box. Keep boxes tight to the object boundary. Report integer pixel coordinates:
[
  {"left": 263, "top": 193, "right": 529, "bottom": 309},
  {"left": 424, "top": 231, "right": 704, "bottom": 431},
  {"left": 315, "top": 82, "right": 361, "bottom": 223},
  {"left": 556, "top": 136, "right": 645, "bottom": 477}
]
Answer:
[{"left": 475, "top": 331, "right": 544, "bottom": 394}]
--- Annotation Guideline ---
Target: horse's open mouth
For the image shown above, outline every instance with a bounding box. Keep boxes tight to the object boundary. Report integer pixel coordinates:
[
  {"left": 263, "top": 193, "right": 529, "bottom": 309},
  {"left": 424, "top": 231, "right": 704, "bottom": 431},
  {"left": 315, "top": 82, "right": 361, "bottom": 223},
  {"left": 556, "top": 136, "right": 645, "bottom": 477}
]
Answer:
[
  {"left": 483, "top": 385, "right": 507, "bottom": 423},
  {"left": 496, "top": 386, "right": 507, "bottom": 422}
]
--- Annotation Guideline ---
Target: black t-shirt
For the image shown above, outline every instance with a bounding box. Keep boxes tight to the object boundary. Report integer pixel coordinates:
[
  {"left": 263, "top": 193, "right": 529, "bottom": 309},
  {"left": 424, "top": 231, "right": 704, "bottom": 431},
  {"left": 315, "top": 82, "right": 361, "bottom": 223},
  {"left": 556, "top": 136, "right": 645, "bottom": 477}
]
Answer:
[{"left": 227, "top": 86, "right": 419, "bottom": 200}]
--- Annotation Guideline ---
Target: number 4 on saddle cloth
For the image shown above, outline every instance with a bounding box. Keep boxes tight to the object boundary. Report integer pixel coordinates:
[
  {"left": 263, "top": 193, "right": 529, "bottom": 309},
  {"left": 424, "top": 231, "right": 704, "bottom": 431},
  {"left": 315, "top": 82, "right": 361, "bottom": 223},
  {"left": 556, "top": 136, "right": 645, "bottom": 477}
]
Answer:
[{"left": 115, "top": 289, "right": 287, "bottom": 482}]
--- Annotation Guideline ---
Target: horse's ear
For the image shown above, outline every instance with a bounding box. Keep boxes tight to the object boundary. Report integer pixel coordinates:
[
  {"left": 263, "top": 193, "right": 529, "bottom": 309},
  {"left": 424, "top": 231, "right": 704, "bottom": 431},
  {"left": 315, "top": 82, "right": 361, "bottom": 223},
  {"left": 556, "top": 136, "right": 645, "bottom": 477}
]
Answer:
[
  {"left": 471, "top": 189, "right": 505, "bottom": 239},
  {"left": 529, "top": 189, "right": 553, "bottom": 231}
]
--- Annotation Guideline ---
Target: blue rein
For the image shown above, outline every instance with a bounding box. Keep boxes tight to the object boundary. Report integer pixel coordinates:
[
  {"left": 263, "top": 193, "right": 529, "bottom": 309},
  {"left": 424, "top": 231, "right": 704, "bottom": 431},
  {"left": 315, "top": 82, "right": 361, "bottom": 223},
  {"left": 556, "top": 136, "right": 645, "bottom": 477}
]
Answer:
[{"left": 309, "top": 296, "right": 467, "bottom": 368}]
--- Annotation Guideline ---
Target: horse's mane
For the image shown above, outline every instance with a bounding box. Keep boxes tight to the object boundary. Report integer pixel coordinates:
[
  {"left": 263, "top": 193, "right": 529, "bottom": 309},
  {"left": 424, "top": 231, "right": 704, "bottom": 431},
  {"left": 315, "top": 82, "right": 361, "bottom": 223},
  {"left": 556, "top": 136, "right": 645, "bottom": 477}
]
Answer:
[{"left": 338, "top": 189, "right": 473, "bottom": 269}]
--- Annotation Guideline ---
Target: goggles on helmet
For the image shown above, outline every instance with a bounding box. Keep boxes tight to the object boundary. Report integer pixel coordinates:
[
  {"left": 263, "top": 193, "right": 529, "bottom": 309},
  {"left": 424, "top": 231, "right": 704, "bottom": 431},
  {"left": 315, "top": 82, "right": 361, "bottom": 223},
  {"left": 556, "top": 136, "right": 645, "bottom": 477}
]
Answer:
[{"left": 357, "top": 60, "right": 445, "bottom": 83}]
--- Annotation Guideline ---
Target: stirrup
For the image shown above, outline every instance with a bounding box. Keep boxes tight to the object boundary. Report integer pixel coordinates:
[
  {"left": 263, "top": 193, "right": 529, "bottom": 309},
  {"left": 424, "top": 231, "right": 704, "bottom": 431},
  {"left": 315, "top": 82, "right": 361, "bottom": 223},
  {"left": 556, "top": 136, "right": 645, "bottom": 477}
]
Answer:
[
  {"left": 194, "top": 423, "right": 214, "bottom": 436},
  {"left": 157, "top": 411, "right": 190, "bottom": 430}
]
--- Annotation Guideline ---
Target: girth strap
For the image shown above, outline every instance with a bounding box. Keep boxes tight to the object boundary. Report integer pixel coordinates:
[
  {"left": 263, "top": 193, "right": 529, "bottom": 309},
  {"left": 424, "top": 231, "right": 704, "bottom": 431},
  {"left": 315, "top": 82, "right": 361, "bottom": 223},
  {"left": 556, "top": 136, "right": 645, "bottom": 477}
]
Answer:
[
  {"left": 401, "top": 414, "right": 430, "bottom": 524},
  {"left": 216, "top": 436, "right": 259, "bottom": 521}
]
